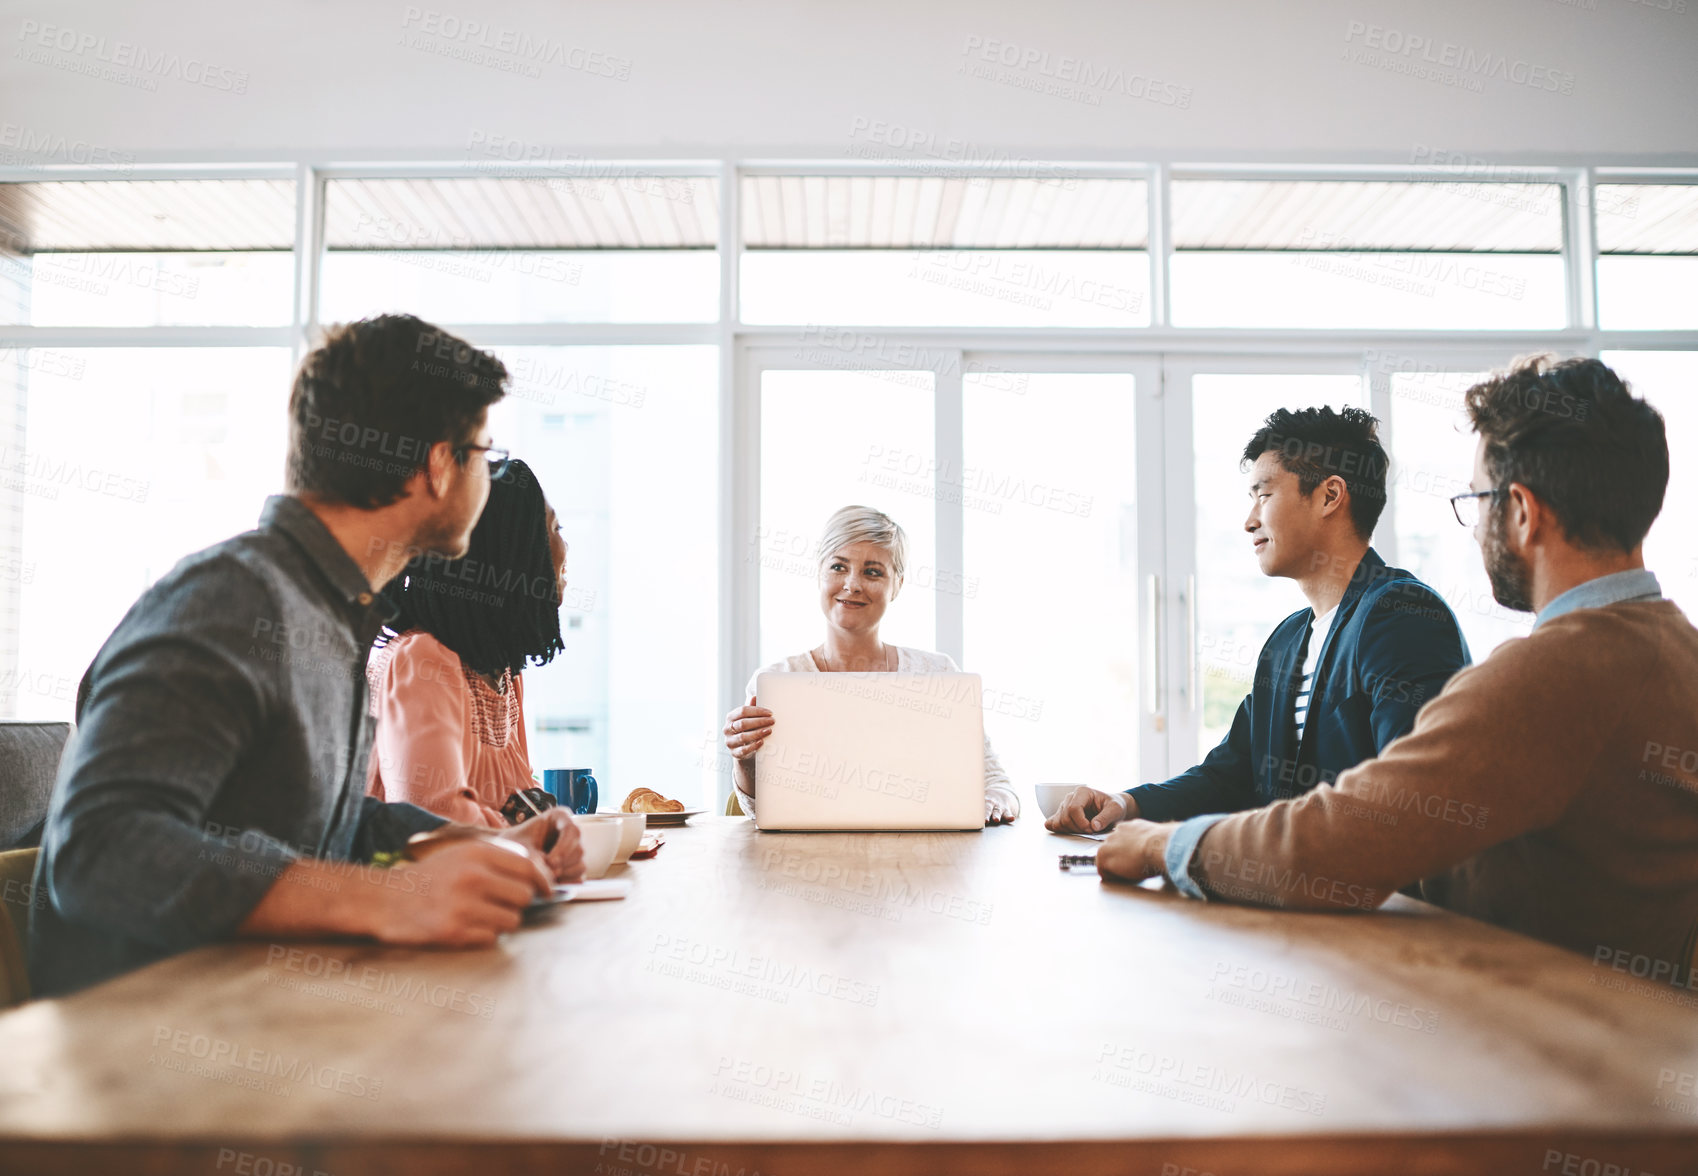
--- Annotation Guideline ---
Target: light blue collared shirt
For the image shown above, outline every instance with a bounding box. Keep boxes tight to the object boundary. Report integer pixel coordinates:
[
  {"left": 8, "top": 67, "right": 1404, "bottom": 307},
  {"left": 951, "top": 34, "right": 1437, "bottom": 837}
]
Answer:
[
  {"left": 1163, "top": 567, "right": 1665, "bottom": 902},
  {"left": 1533, "top": 567, "right": 1662, "bottom": 630}
]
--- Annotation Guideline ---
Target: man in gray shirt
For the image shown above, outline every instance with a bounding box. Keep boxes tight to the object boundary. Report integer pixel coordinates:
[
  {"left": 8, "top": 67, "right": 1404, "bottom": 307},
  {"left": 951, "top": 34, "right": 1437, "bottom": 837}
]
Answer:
[{"left": 31, "top": 314, "right": 583, "bottom": 997}]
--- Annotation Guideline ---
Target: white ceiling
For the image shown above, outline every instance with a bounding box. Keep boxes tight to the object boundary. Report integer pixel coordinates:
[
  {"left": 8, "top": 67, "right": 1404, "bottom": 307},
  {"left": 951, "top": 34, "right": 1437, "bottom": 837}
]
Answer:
[{"left": 2, "top": 1, "right": 1693, "bottom": 163}]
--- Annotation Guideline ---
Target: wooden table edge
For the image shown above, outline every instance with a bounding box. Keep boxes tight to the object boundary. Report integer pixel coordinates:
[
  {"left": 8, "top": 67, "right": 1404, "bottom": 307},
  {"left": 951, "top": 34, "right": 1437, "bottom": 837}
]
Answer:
[{"left": 3, "top": 1129, "right": 1696, "bottom": 1176}]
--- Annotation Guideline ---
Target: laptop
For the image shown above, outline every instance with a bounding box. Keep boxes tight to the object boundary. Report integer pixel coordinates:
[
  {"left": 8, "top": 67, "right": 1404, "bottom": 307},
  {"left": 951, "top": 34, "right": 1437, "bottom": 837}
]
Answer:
[{"left": 752, "top": 671, "right": 985, "bottom": 831}]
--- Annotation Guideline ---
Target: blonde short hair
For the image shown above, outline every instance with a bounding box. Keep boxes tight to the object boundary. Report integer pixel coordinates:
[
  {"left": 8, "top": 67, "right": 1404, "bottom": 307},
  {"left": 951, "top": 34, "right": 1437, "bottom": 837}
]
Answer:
[{"left": 817, "top": 505, "right": 908, "bottom": 584}]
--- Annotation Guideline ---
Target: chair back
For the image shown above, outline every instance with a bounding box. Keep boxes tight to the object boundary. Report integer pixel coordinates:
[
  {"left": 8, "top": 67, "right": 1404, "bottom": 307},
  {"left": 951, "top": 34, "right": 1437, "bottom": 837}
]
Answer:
[
  {"left": 0, "top": 847, "right": 39, "bottom": 1006},
  {"left": 0, "top": 721, "right": 72, "bottom": 849}
]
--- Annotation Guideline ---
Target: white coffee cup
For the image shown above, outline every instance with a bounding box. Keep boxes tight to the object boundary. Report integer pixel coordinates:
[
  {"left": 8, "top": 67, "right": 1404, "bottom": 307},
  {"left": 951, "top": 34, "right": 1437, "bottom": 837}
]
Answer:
[
  {"left": 1034, "top": 783, "right": 1089, "bottom": 820},
  {"left": 572, "top": 816, "right": 624, "bottom": 880},
  {"left": 579, "top": 812, "right": 646, "bottom": 863}
]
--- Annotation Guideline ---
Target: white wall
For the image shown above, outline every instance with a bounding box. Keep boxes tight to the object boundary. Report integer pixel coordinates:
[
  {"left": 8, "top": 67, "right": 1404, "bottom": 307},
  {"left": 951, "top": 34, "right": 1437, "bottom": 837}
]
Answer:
[{"left": 1, "top": 0, "right": 1694, "bottom": 166}]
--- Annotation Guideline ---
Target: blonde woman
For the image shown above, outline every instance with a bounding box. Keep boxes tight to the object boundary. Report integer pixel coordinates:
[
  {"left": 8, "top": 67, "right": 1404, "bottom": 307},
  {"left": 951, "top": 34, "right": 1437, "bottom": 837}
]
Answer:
[{"left": 725, "top": 505, "right": 1018, "bottom": 825}]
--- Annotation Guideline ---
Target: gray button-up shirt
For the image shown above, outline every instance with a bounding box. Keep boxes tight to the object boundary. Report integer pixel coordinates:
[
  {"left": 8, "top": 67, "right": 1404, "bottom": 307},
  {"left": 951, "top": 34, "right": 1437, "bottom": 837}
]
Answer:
[{"left": 30, "top": 495, "right": 446, "bottom": 996}]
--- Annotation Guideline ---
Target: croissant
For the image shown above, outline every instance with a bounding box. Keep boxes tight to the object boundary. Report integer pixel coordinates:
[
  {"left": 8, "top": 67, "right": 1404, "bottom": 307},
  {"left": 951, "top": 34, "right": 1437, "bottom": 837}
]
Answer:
[{"left": 621, "top": 787, "right": 685, "bottom": 814}]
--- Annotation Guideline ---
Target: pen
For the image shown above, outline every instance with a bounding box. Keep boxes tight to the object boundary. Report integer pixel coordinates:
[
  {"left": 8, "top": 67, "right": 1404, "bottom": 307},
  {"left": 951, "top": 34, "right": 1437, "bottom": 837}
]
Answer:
[{"left": 1058, "top": 853, "right": 1096, "bottom": 871}]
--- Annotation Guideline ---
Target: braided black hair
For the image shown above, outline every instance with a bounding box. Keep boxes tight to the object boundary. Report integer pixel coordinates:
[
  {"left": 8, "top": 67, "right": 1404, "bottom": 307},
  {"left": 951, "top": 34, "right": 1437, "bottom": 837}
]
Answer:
[{"left": 378, "top": 457, "right": 565, "bottom": 677}]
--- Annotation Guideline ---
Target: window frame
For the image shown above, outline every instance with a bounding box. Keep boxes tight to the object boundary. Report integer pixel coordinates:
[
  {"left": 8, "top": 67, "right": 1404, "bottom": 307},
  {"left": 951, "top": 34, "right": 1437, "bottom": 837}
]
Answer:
[{"left": 1, "top": 156, "right": 1694, "bottom": 807}]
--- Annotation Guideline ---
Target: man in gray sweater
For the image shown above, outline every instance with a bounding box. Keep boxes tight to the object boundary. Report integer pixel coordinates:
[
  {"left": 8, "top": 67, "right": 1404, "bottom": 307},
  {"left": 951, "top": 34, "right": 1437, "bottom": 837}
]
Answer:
[
  {"left": 1099, "top": 356, "right": 1698, "bottom": 986},
  {"left": 32, "top": 315, "right": 584, "bottom": 996}
]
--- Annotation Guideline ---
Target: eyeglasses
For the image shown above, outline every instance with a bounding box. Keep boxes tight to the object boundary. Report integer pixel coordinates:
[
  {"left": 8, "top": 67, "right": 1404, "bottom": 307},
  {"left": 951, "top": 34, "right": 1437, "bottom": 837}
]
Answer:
[
  {"left": 456, "top": 443, "right": 512, "bottom": 481},
  {"left": 1450, "top": 488, "right": 1507, "bottom": 528}
]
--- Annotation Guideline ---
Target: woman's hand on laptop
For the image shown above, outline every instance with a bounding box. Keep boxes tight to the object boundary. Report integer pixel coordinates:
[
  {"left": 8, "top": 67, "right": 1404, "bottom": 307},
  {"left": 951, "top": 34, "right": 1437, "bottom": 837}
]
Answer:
[
  {"left": 985, "top": 786, "right": 1018, "bottom": 825},
  {"left": 1045, "top": 786, "right": 1136, "bottom": 834},
  {"left": 724, "top": 695, "right": 774, "bottom": 760}
]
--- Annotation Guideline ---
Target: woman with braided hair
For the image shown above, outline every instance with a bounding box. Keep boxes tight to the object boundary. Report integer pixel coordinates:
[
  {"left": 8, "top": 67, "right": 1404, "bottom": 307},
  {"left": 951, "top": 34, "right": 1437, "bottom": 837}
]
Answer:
[{"left": 366, "top": 457, "right": 568, "bottom": 827}]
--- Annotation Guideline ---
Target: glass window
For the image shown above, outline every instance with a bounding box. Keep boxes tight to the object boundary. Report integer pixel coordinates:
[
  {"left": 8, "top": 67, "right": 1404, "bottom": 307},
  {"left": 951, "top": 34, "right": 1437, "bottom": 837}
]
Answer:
[
  {"left": 1171, "top": 252, "right": 1564, "bottom": 329},
  {"left": 1600, "top": 351, "right": 1698, "bottom": 622},
  {"left": 1383, "top": 367, "right": 1534, "bottom": 661},
  {"left": 8, "top": 347, "right": 294, "bottom": 718},
  {"left": 741, "top": 250, "right": 1149, "bottom": 327},
  {"left": 318, "top": 176, "right": 719, "bottom": 324},
  {"left": 484, "top": 346, "right": 720, "bottom": 809},
  {"left": 1596, "top": 185, "right": 1698, "bottom": 330},
  {"left": 0, "top": 179, "right": 295, "bottom": 326},
  {"left": 20, "top": 253, "right": 295, "bottom": 327},
  {"left": 1170, "top": 180, "right": 1566, "bottom": 329},
  {"left": 963, "top": 372, "right": 1140, "bottom": 788},
  {"left": 757, "top": 369, "right": 936, "bottom": 664},
  {"left": 740, "top": 175, "right": 1149, "bottom": 326},
  {"left": 320, "top": 250, "right": 717, "bottom": 326},
  {"left": 1189, "top": 374, "right": 1365, "bottom": 759}
]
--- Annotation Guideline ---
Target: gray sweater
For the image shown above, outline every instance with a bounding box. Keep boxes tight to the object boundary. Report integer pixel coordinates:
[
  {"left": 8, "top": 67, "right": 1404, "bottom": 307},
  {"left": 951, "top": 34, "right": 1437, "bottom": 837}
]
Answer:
[{"left": 30, "top": 496, "right": 445, "bottom": 997}]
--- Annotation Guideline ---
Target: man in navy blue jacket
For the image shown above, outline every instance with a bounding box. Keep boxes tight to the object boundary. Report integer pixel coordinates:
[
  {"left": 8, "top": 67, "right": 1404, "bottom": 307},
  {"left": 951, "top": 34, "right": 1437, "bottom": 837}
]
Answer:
[{"left": 1049, "top": 405, "right": 1470, "bottom": 834}]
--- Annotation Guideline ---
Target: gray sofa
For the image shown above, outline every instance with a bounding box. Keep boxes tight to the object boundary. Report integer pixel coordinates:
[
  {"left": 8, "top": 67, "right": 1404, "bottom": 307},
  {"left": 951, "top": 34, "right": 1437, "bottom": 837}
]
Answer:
[{"left": 0, "top": 721, "right": 72, "bottom": 850}]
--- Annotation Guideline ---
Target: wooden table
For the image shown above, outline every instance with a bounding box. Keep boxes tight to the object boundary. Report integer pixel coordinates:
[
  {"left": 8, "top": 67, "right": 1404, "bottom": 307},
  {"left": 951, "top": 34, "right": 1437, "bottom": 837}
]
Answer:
[{"left": 1, "top": 815, "right": 1695, "bottom": 1175}]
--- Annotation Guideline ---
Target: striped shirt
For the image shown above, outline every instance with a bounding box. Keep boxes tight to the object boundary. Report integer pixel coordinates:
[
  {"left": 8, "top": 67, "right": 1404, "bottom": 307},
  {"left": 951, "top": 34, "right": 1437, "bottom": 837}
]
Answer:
[{"left": 1293, "top": 604, "right": 1340, "bottom": 742}]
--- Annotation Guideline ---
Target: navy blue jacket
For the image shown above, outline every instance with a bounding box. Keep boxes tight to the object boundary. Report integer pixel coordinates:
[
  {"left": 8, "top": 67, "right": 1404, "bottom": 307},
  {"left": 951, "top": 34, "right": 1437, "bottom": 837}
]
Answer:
[{"left": 1130, "top": 548, "right": 1470, "bottom": 822}]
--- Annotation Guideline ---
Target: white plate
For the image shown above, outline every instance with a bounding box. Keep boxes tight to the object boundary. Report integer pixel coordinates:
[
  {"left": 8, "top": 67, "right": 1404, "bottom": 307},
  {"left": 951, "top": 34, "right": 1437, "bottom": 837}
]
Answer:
[{"left": 627, "top": 808, "right": 705, "bottom": 826}]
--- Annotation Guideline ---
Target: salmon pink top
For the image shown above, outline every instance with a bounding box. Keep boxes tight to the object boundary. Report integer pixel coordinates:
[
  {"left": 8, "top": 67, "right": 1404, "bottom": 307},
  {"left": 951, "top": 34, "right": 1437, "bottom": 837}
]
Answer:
[{"left": 366, "top": 629, "right": 533, "bottom": 828}]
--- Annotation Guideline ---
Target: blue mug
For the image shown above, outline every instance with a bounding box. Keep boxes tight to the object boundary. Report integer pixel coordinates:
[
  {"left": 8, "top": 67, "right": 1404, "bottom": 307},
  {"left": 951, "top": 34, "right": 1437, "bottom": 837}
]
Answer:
[{"left": 543, "top": 769, "right": 598, "bottom": 815}]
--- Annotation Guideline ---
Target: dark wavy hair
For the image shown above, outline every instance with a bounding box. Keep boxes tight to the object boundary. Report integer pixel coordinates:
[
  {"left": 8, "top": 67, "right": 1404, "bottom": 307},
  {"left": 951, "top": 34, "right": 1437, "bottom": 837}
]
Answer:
[
  {"left": 378, "top": 458, "right": 565, "bottom": 677},
  {"left": 1465, "top": 355, "right": 1667, "bottom": 553},
  {"left": 287, "top": 314, "right": 507, "bottom": 508},
  {"left": 1242, "top": 405, "right": 1390, "bottom": 541}
]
